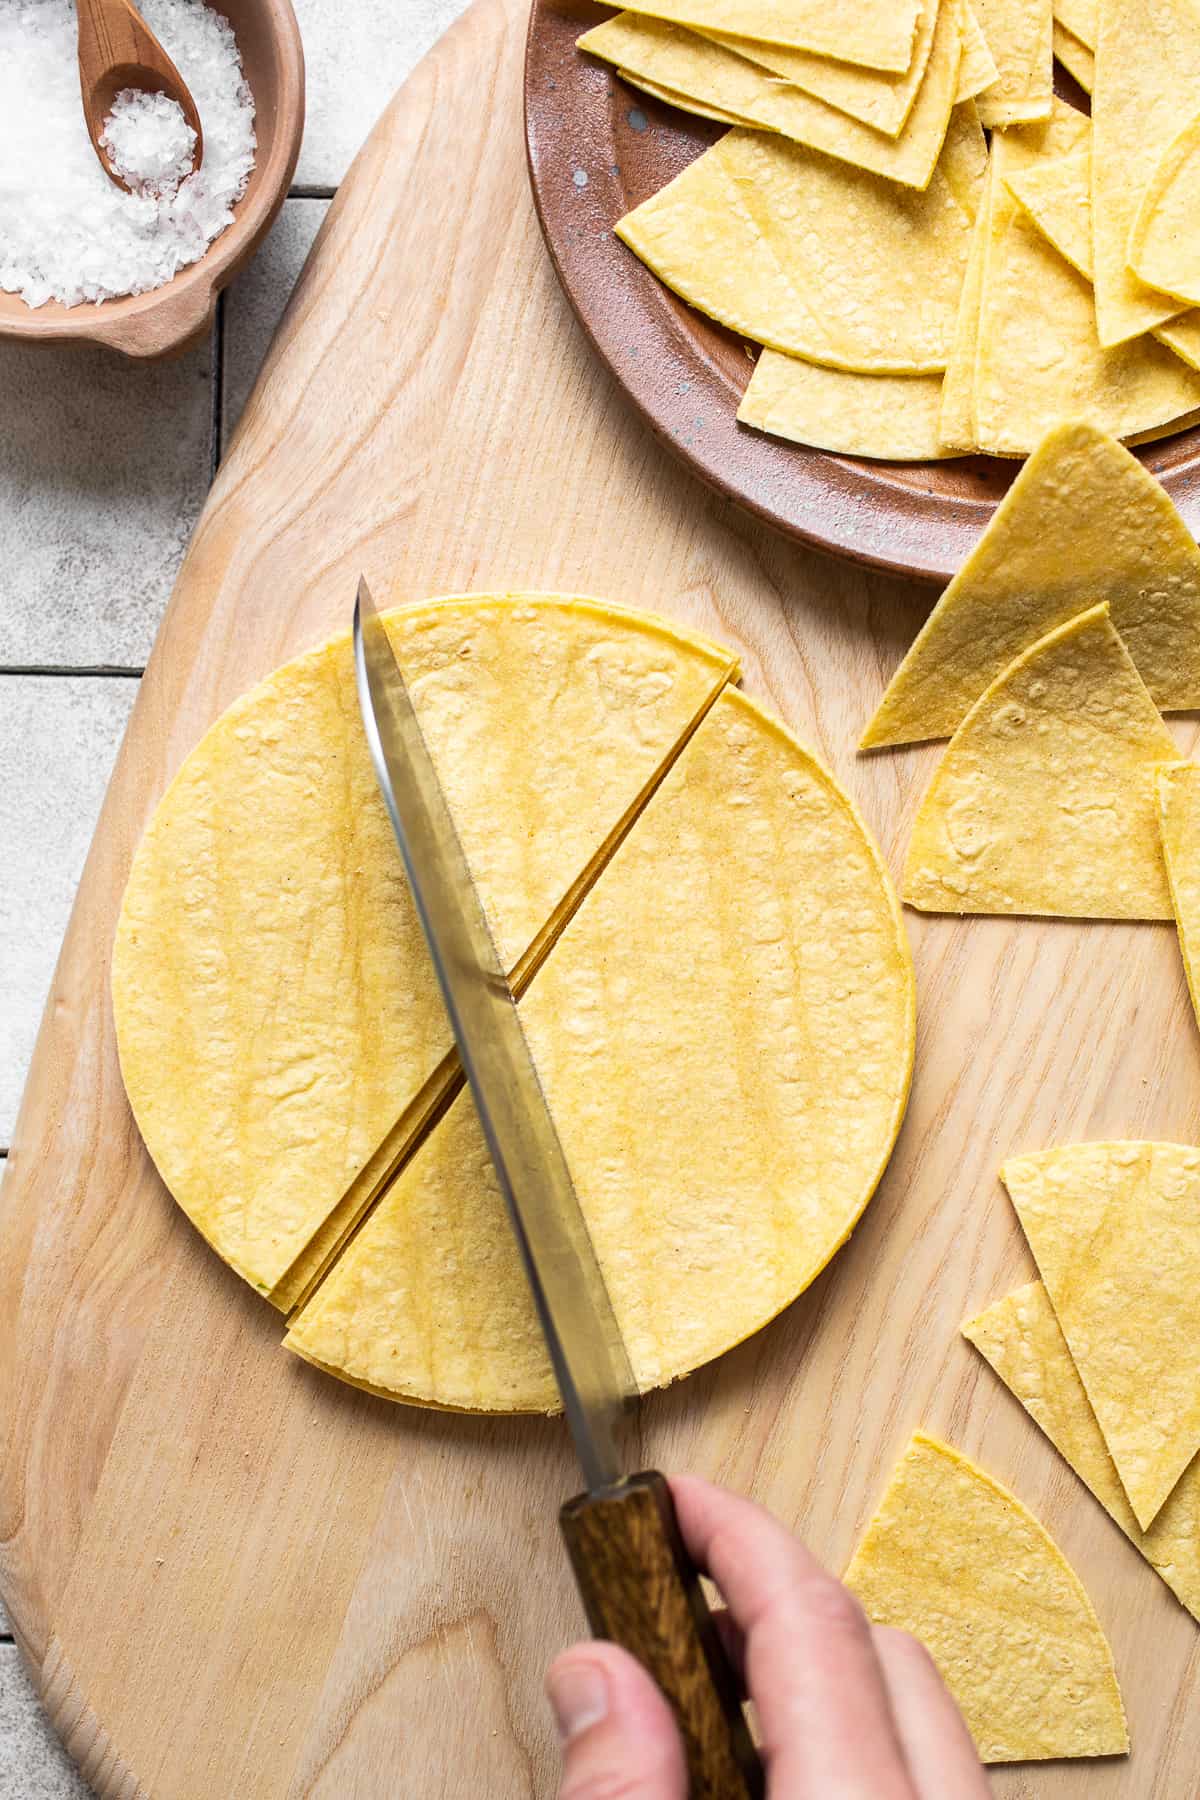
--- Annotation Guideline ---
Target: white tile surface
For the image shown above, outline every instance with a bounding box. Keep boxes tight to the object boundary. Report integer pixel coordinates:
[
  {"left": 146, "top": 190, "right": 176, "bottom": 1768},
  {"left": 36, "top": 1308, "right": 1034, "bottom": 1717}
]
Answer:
[
  {"left": 0, "top": 677, "right": 138, "bottom": 1146},
  {"left": 292, "top": 0, "right": 473, "bottom": 188},
  {"left": 0, "top": 1646, "right": 90, "bottom": 1798},
  {"left": 221, "top": 198, "right": 331, "bottom": 449},
  {"left": 0, "top": 341, "right": 214, "bottom": 671}
]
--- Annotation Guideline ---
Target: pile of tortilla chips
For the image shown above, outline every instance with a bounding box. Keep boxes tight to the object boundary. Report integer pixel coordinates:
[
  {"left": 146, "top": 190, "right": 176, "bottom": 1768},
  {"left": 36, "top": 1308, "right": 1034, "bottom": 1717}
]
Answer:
[
  {"left": 114, "top": 593, "right": 915, "bottom": 1410},
  {"left": 964, "top": 1142, "right": 1200, "bottom": 1625},
  {"left": 582, "top": 0, "right": 1200, "bottom": 458},
  {"left": 846, "top": 1432, "right": 1128, "bottom": 1761}
]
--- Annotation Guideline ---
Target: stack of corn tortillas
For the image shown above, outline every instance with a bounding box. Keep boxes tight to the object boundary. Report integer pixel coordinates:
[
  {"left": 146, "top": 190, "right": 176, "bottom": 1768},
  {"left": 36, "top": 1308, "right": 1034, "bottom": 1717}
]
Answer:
[
  {"left": 581, "top": 0, "right": 1200, "bottom": 459},
  {"left": 113, "top": 594, "right": 915, "bottom": 1411}
]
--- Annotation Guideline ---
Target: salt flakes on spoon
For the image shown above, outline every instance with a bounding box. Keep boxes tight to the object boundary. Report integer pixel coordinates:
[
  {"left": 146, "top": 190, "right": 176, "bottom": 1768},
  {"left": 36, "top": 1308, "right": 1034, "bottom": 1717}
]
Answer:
[{"left": 99, "top": 88, "right": 198, "bottom": 196}]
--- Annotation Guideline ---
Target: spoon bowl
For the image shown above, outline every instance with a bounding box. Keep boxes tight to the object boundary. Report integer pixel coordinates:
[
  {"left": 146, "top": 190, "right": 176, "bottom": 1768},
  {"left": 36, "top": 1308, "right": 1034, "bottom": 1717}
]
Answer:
[
  {"left": 0, "top": 0, "right": 303, "bottom": 357},
  {"left": 78, "top": 0, "right": 204, "bottom": 194}
]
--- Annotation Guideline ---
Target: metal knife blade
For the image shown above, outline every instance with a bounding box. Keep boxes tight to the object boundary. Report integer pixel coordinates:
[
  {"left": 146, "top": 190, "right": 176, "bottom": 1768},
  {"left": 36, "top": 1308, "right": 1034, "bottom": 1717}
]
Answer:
[{"left": 352, "top": 577, "right": 634, "bottom": 1493}]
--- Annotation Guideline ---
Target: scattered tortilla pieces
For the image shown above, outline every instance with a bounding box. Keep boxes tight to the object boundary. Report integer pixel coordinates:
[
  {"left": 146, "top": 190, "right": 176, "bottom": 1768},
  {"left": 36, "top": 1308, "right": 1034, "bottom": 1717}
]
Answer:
[
  {"left": 964, "top": 1281, "right": 1200, "bottom": 1623},
  {"left": 1091, "top": 0, "right": 1200, "bottom": 346},
  {"left": 614, "top": 0, "right": 921, "bottom": 68},
  {"left": 112, "top": 596, "right": 735, "bottom": 1297},
  {"left": 974, "top": 114, "right": 1200, "bottom": 457},
  {"left": 737, "top": 353, "right": 949, "bottom": 461},
  {"left": 902, "top": 604, "right": 1177, "bottom": 919},
  {"left": 971, "top": 0, "right": 1053, "bottom": 128},
  {"left": 1130, "top": 112, "right": 1200, "bottom": 309},
  {"left": 286, "top": 687, "right": 915, "bottom": 1410},
  {"left": 845, "top": 1433, "right": 1129, "bottom": 1763},
  {"left": 863, "top": 421, "right": 1200, "bottom": 747},
  {"left": 1052, "top": 19, "right": 1092, "bottom": 90},
  {"left": 584, "top": 7, "right": 963, "bottom": 191},
  {"left": 615, "top": 118, "right": 979, "bottom": 373},
  {"left": 704, "top": 0, "right": 940, "bottom": 138},
  {"left": 1158, "top": 763, "right": 1200, "bottom": 1043},
  {"left": 1003, "top": 1143, "right": 1200, "bottom": 1531}
]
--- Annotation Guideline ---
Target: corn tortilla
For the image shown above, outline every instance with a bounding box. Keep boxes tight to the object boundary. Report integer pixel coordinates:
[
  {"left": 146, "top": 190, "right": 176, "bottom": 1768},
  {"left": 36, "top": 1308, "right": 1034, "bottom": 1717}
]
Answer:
[
  {"left": 1052, "top": 20, "right": 1092, "bottom": 90},
  {"left": 738, "top": 353, "right": 951, "bottom": 460},
  {"left": 113, "top": 596, "right": 735, "bottom": 1297},
  {"left": 285, "top": 687, "right": 915, "bottom": 1410},
  {"left": 1004, "top": 1143, "right": 1200, "bottom": 1531},
  {"left": 863, "top": 422, "right": 1200, "bottom": 748},
  {"left": 972, "top": 0, "right": 1053, "bottom": 127},
  {"left": 1053, "top": 0, "right": 1094, "bottom": 46},
  {"left": 938, "top": 157, "right": 991, "bottom": 450},
  {"left": 1158, "top": 763, "right": 1200, "bottom": 1046},
  {"left": 615, "top": 114, "right": 981, "bottom": 373},
  {"left": 1091, "top": 0, "right": 1198, "bottom": 347},
  {"left": 1130, "top": 113, "right": 1200, "bottom": 309},
  {"left": 974, "top": 112, "right": 1200, "bottom": 456},
  {"left": 958, "top": 1, "right": 1000, "bottom": 101},
  {"left": 845, "top": 1433, "right": 1128, "bottom": 1762},
  {"left": 965, "top": 1281, "right": 1200, "bottom": 1623},
  {"left": 903, "top": 605, "right": 1177, "bottom": 919},
  {"left": 618, "top": 69, "right": 755, "bottom": 126},
  {"left": 613, "top": 0, "right": 921, "bottom": 69},
  {"left": 583, "top": 8, "right": 963, "bottom": 191}
]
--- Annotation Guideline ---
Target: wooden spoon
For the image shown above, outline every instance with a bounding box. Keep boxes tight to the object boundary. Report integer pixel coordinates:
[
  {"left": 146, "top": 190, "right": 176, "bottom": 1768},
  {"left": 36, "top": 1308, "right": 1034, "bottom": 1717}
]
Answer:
[{"left": 77, "top": 0, "right": 204, "bottom": 193}]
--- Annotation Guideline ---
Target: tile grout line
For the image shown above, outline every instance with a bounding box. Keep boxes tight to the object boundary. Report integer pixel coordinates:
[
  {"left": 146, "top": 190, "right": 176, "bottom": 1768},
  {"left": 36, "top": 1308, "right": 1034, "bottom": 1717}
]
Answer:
[
  {"left": 288, "top": 184, "right": 337, "bottom": 199},
  {"left": 0, "top": 666, "right": 143, "bottom": 678}
]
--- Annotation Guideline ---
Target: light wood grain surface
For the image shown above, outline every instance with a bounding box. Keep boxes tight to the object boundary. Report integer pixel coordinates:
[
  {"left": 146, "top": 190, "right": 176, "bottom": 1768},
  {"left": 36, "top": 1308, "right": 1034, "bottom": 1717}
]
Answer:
[{"left": 4, "top": 0, "right": 1200, "bottom": 1791}]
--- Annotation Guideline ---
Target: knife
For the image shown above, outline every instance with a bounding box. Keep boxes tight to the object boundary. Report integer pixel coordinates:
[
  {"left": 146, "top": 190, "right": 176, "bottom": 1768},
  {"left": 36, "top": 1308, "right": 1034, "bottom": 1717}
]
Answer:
[{"left": 353, "top": 578, "right": 764, "bottom": 1798}]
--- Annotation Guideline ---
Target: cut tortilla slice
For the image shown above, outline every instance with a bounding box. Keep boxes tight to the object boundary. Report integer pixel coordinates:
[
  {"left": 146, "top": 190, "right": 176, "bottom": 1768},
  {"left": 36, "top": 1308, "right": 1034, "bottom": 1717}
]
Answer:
[
  {"left": 845, "top": 1433, "right": 1128, "bottom": 1763},
  {"left": 701, "top": 0, "right": 941, "bottom": 138},
  {"left": 938, "top": 155, "right": 992, "bottom": 450},
  {"left": 615, "top": 114, "right": 981, "bottom": 373},
  {"left": 613, "top": 0, "right": 921, "bottom": 68},
  {"left": 1091, "top": 0, "right": 1199, "bottom": 347},
  {"left": 583, "top": 8, "right": 963, "bottom": 191},
  {"left": 1158, "top": 762, "right": 1200, "bottom": 1043},
  {"left": 1004, "top": 139, "right": 1200, "bottom": 368},
  {"left": 1052, "top": 20, "right": 1092, "bottom": 90},
  {"left": 618, "top": 68, "right": 756, "bottom": 126},
  {"left": 1003, "top": 1143, "right": 1200, "bottom": 1531},
  {"left": 1130, "top": 112, "right": 1200, "bottom": 309},
  {"left": 972, "top": 0, "right": 1053, "bottom": 127},
  {"left": 862, "top": 421, "right": 1200, "bottom": 748},
  {"left": 959, "top": 0, "right": 1000, "bottom": 101},
  {"left": 113, "top": 595, "right": 736, "bottom": 1298},
  {"left": 973, "top": 113, "right": 1200, "bottom": 456},
  {"left": 964, "top": 1281, "right": 1200, "bottom": 1623},
  {"left": 285, "top": 686, "right": 915, "bottom": 1410},
  {"left": 902, "top": 604, "right": 1177, "bottom": 919},
  {"left": 738, "top": 353, "right": 951, "bottom": 460},
  {"left": 1053, "top": 0, "right": 1094, "bottom": 46}
]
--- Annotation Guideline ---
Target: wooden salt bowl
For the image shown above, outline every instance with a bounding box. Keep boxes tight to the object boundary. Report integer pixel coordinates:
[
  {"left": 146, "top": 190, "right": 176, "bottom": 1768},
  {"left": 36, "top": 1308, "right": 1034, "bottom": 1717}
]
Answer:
[{"left": 0, "top": 0, "right": 304, "bottom": 359}]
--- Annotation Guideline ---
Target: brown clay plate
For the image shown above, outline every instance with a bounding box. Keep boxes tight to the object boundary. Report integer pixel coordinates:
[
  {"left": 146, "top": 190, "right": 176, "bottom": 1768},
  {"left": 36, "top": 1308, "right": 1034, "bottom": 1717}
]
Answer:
[{"left": 524, "top": 0, "right": 1200, "bottom": 583}]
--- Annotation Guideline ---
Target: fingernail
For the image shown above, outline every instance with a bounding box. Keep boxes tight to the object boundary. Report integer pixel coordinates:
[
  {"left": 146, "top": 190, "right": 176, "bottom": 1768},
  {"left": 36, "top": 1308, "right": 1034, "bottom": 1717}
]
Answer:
[{"left": 547, "top": 1660, "right": 610, "bottom": 1742}]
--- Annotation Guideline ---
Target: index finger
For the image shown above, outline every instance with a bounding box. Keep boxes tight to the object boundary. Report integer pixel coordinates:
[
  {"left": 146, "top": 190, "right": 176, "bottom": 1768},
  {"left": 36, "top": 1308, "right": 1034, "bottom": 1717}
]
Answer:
[{"left": 670, "top": 1475, "right": 918, "bottom": 1800}]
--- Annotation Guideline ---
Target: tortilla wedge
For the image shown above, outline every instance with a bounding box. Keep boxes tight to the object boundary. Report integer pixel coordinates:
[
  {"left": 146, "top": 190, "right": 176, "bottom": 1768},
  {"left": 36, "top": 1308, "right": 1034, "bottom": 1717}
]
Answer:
[
  {"left": 863, "top": 421, "right": 1200, "bottom": 747},
  {"left": 613, "top": 0, "right": 921, "bottom": 68},
  {"left": 964, "top": 1281, "right": 1200, "bottom": 1623},
  {"left": 972, "top": 0, "right": 1053, "bottom": 127},
  {"left": 738, "top": 354, "right": 951, "bottom": 460},
  {"left": 1003, "top": 1143, "right": 1200, "bottom": 1531},
  {"left": 902, "top": 604, "right": 1177, "bottom": 920},
  {"left": 1130, "top": 112, "right": 1200, "bottom": 309},
  {"left": 845, "top": 1433, "right": 1128, "bottom": 1762},
  {"left": 1052, "top": 19, "right": 1092, "bottom": 90},
  {"left": 284, "top": 687, "right": 915, "bottom": 1409}
]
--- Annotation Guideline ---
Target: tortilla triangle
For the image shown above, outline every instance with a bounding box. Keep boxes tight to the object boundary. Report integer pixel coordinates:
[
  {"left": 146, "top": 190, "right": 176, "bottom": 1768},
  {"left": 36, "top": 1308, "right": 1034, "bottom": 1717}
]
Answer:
[
  {"left": 863, "top": 422, "right": 1200, "bottom": 748},
  {"left": 902, "top": 603, "right": 1177, "bottom": 920},
  {"left": 845, "top": 1432, "right": 1128, "bottom": 1762},
  {"left": 1003, "top": 1143, "right": 1200, "bottom": 1530},
  {"left": 964, "top": 1280, "right": 1200, "bottom": 1622}
]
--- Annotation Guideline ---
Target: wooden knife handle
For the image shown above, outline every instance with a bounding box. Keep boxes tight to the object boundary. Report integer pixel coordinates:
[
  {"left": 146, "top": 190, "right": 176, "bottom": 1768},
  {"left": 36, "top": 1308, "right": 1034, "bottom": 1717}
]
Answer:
[{"left": 560, "top": 1471, "right": 765, "bottom": 1798}]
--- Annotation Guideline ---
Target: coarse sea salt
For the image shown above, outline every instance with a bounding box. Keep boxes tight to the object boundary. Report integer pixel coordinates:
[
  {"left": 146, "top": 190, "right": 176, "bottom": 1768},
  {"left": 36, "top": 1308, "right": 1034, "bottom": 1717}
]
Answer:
[
  {"left": 100, "top": 88, "right": 198, "bottom": 196},
  {"left": 0, "top": 0, "right": 256, "bottom": 308}
]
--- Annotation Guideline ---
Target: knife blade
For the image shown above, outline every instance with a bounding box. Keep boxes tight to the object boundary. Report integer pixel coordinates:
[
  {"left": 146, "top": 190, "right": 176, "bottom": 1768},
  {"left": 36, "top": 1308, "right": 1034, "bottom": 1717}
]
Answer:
[{"left": 353, "top": 577, "right": 763, "bottom": 1797}]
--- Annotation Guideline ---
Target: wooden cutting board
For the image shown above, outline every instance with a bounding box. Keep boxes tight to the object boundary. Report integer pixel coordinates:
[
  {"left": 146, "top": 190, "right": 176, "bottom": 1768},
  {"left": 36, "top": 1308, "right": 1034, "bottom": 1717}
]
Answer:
[{"left": 4, "top": 0, "right": 1200, "bottom": 1791}]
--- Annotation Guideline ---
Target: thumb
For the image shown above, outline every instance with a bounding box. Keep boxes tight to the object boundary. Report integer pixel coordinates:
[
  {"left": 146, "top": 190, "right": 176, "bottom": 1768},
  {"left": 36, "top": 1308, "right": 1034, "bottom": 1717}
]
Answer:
[{"left": 547, "top": 1641, "right": 687, "bottom": 1799}]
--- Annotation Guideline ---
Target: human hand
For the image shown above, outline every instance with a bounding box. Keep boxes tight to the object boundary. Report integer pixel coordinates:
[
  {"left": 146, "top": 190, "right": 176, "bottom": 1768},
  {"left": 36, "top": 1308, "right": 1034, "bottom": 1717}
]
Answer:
[{"left": 546, "top": 1474, "right": 989, "bottom": 1798}]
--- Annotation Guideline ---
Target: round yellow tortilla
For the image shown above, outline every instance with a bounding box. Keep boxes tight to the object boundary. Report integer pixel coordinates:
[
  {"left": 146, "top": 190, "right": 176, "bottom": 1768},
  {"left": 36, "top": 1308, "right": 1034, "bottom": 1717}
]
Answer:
[
  {"left": 284, "top": 687, "right": 915, "bottom": 1410},
  {"left": 113, "top": 595, "right": 734, "bottom": 1298}
]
